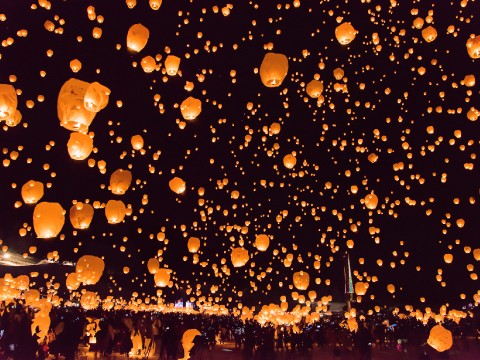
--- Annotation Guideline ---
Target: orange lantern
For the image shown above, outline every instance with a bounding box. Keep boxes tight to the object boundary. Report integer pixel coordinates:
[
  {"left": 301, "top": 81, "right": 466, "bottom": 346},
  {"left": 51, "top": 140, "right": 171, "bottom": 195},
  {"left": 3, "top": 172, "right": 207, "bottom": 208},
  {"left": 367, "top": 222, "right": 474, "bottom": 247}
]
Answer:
[
  {"left": 187, "top": 237, "right": 201, "bottom": 253},
  {"left": 283, "top": 154, "right": 296, "bottom": 169},
  {"left": 66, "top": 272, "right": 80, "bottom": 291},
  {"left": 293, "top": 271, "right": 310, "bottom": 290},
  {"left": 84, "top": 82, "right": 110, "bottom": 113},
  {"left": 427, "top": 325, "right": 453, "bottom": 352},
  {"left": 69, "top": 202, "right": 94, "bottom": 229},
  {"left": 67, "top": 132, "right": 93, "bottom": 160},
  {"left": 306, "top": 80, "right": 324, "bottom": 98},
  {"left": 254, "top": 234, "right": 270, "bottom": 251},
  {"left": 21, "top": 180, "right": 44, "bottom": 204},
  {"left": 180, "top": 97, "right": 202, "bottom": 120},
  {"left": 169, "top": 177, "right": 186, "bottom": 194},
  {"left": 33, "top": 202, "right": 65, "bottom": 238},
  {"left": 126, "top": 23, "right": 149, "bottom": 52},
  {"left": 76, "top": 255, "right": 105, "bottom": 285},
  {"left": 231, "top": 247, "right": 249, "bottom": 267},
  {"left": 259, "top": 52, "right": 289, "bottom": 87},
  {"left": 165, "top": 55, "right": 181, "bottom": 75},
  {"left": 154, "top": 268, "right": 171, "bottom": 287},
  {"left": 57, "top": 78, "right": 96, "bottom": 132},
  {"left": 466, "top": 35, "right": 480, "bottom": 59},
  {"left": 131, "top": 135, "right": 144, "bottom": 150},
  {"left": 104, "top": 200, "right": 126, "bottom": 224},
  {"left": 0, "top": 84, "right": 17, "bottom": 121},
  {"left": 422, "top": 26, "right": 437, "bottom": 43},
  {"left": 147, "top": 258, "right": 160, "bottom": 274},
  {"left": 364, "top": 192, "right": 378, "bottom": 210},
  {"left": 110, "top": 169, "right": 132, "bottom": 195},
  {"left": 335, "top": 22, "right": 356, "bottom": 45}
]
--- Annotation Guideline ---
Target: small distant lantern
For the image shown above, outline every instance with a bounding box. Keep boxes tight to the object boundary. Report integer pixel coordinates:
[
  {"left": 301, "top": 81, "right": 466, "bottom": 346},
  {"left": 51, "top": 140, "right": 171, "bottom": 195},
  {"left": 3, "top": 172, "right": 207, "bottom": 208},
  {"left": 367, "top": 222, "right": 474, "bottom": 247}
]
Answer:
[
  {"left": 21, "top": 180, "right": 44, "bottom": 204},
  {"left": 0, "top": 84, "right": 18, "bottom": 121},
  {"left": 141, "top": 56, "right": 157, "bottom": 73},
  {"left": 165, "top": 55, "right": 181, "bottom": 75},
  {"left": 335, "top": 22, "right": 356, "bottom": 45},
  {"left": 69, "top": 202, "right": 94, "bottom": 229},
  {"left": 154, "top": 268, "right": 171, "bottom": 287},
  {"left": 147, "top": 258, "right": 160, "bottom": 274},
  {"left": 131, "top": 135, "right": 144, "bottom": 150},
  {"left": 67, "top": 132, "right": 93, "bottom": 160},
  {"left": 231, "top": 247, "right": 249, "bottom": 267},
  {"left": 422, "top": 26, "right": 438, "bottom": 42},
  {"left": 180, "top": 97, "right": 202, "bottom": 120},
  {"left": 126, "top": 23, "right": 150, "bottom": 52},
  {"left": 104, "top": 200, "right": 126, "bottom": 224},
  {"left": 169, "top": 177, "right": 186, "bottom": 194},
  {"left": 466, "top": 35, "right": 480, "bottom": 59},
  {"left": 306, "top": 80, "right": 324, "bottom": 98},
  {"left": 259, "top": 52, "right": 289, "bottom": 88},
  {"left": 283, "top": 154, "right": 297, "bottom": 169},
  {"left": 427, "top": 325, "right": 453, "bottom": 352},
  {"left": 70, "top": 59, "right": 82, "bottom": 73},
  {"left": 33, "top": 202, "right": 65, "bottom": 238},
  {"left": 57, "top": 78, "right": 96, "bottom": 132},
  {"left": 110, "top": 169, "right": 132, "bottom": 195},
  {"left": 364, "top": 192, "right": 378, "bottom": 210},
  {"left": 293, "top": 271, "right": 310, "bottom": 290},
  {"left": 187, "top": 237, "right": 201, "bottom": 253},
  {"left": 254, "top": 234, "right": 270, "bottom": 252}
]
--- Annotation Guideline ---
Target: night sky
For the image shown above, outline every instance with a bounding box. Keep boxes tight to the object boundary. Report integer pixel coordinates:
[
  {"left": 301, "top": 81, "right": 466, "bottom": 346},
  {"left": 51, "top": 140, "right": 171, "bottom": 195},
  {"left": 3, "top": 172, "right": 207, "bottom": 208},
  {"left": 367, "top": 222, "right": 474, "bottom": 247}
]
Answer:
[{"left": 0, "top": 0, "right": 479, "bottom": 311}]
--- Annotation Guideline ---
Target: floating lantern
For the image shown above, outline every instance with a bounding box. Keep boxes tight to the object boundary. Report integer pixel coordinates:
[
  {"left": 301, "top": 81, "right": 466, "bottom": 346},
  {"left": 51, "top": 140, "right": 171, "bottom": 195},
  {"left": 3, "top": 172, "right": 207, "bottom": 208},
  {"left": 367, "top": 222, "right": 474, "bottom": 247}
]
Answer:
[
  {"left": 259, "top": 52, "right": 289, "bottom": 87},
  {"left": 231, "top": 247, "right": 249, "bottom": 267},
  {"left": 67, "top": 132, "right": 93, "bottom": 160},
  {"left": 110, "top": 169, "right": 132, "bottom": 195},
  {"left": 104, "top": 200, "right": 126, "bottom": 224},
  {"left": 180, "top": 97, "right": 202, "bottom": 120},
  {"left": 169, "top": 177, "right": 186, "bottom": 194},
  {"left": 293, "top": 271, "right": 310, "bottom": 290},
  {"left": 165, "top": 55, "right": 181, "bottom": 75},
  {"left": 254, "top": 234, "right": 270, "bottom": 251},
  {"left": 126, "top": 23, "right": 149, "bottom": 52},
  {"left": 187, "top": 237, "right": 201, "bottom": 253},
  {"left": 427, "top": 325, "right": 453, "bottom": 352},
  {"left": 69, "top": 202, "right": 94, "bottom": 229},
  {"left": 335, "top": 22, "right": 356, "bottom": 45},
  {"left": 21, "top": 180, "right": 44, "bottom": 204},
  {"left": 33, "top": 202, "right": 65, "bottom": 238}
]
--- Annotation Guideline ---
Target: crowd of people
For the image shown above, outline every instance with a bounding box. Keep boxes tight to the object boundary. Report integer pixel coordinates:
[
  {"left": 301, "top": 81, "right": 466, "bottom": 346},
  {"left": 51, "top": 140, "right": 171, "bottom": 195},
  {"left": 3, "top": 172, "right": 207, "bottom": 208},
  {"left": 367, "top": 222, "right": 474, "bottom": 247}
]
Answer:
[{"left": 0, "top": 299, "right": 480, "bottom": 359}]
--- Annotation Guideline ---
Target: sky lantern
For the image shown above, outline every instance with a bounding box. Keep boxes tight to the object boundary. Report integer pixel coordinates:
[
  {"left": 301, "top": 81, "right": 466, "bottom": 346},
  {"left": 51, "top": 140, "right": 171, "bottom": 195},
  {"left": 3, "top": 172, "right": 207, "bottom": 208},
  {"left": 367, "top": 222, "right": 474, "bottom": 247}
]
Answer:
[
  {"left": 422, "top": 26, "right": 437, "bottom": 42},
  {"left": 131, "top": 134, "right": 144, "bottom": 150},
  {"left": 67, "top": 132, "right": 93, "bottom": 160},
  {"left": 70, "top": 59, "right": 82, "bottom": 73},
  {"left": 154, "top": 268, "right": 171, "bottom": 287},
  {"left": 231, "top": 247, "right": 249, "bottom": 267},
  {"left": 180, "top": 96, "right": 202, "bottom": 120},
  {"left": 66, "top": 272, "right": 80, "bottom": 291},
  {"left": 149, "top": 0, "right": 162, "bottom": 10},
  {"left": 84, "top": 82, "right": 110, "bottom": 113},
  {"left": 165, "top": 55, "right": 181, "bottom": 75},
  {"left": 141, "top": 56, "right": 157, "bottom": 73},
  {"left": 4, "top": 109, "right": 22, "bottom": 127},
  {"left": 293, "top": 271, "right": 310, "bottom": 290},
  {"left": 259, "top": 52, "right": 289, "bottom": 87},
  {"left": 187, "top": 237, "right": 201, "bottom": 253},
  {"left": 0, "top": 84, "right": 17, "bottom": 121},
  {"left": 333, "top": 68, "right": 344, "bottom": 80},
  {"left": 33, "top": 202, "right": 65, "bottom": 238},
  {"left": 21, "top": 180, "right": 44, "bottom": 204},
  {"left": 427, "top": 325, "right": 453, "bottom": 352},
  {"left": 80, "top": 291, "right": 99, "bottom": 310},
  {"left": 104, "top": 200, "right": 126, "bottom": 224},
  {"left": 466, "top": 35, "right": 480, "bottom": 59},
  {"left": 306, "top": 80, "right": 323, "bottom": 98},
  {"left": 126, "top": 23, "right": 150, "bottom": 52},
  {"left": 364, "top": 192, "right": 378, "bottom": 210},
  {"left": 110, "top": 169, "right": 133, "bottom": 195},
  {"left": 147, "top": 258, "right": 160, "bottom": 274},
  {"left": 69, "top": 202, "right": 94, "bottom": 229},
  {"left": 444, "top": 254, "right": 453, "bottom": 264},
  {"left": 254, "top": 234, "right": 270, "bottom": 251},
  {"left": 126, "top": 0, "right": 137, "bottom": 9},
  {"left": 76, "top": 255, "right": 105, "bottom": 285},
  {"left": 169, "top": 176, "right": 186, "bottom": 194},
  {"left": 355, "top": 282, "right": 367, "bottom": 296},
  {"left": 283, "top": 153, "right": 297, "bottom": 169},
  {"left": 57, "top": 78, "right": 96, "bottom": 132},
  {"left": 387, "top": 284, "right": 395, "bottom": 294},
  {"left": 335, "top": 22, "right": 356, "bottom": 45}
]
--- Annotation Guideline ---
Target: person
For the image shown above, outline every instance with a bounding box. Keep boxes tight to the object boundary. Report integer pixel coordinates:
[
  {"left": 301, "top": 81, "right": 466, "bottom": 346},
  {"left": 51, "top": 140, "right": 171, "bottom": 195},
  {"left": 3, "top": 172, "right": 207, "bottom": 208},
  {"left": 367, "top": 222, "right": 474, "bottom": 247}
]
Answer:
[
  {"left": 160, "top": 323, "right": 179, "bottom": 360},
  {"left": 354, "top": 321, "right": 373, "bottom": 360}
]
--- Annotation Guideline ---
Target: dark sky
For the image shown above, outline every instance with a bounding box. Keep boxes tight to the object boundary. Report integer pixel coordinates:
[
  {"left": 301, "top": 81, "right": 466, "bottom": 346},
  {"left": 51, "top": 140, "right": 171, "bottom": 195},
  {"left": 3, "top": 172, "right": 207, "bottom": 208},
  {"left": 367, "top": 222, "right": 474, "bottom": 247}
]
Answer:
[{"left": 0, "top": 0, "right": 479, "bottom": 311}]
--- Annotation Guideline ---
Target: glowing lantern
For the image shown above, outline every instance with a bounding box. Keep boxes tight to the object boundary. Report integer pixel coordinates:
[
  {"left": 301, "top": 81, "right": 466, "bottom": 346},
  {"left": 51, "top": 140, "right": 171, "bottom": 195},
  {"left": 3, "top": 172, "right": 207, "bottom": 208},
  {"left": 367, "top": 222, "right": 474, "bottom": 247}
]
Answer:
[
  {"left": 355, "top": 282, "right": 367, "bottom": 296},
  {"left": 231, "top": 247, "right": 249, "bottom": 267},
  {"left": 427, "top": 325, "right": 453, "bottom": 352},
  {"left": 76, "top": 255, "right": 105, "bottom": 285},
  {"left": 180, "top": 97, "right": 202, "bottom": 120},
  {"left": 165, "top": 55, "right": 181, "bottom": 75},
  {"left": 444, "top": 254, "right": 453, "bottom": 264},
  {"left": 57, "top": 78, "right": 96, "bottom": 132},
  {"left": 149, "top": 0, "right": 162, "bottom": 10},
  {"left": 154, "top": 268, "right": 171, "bottom": 287},
  {"left": 306, "top": 80, "right": 323, "bottom": 98},
  {"left": 131, "top": 135, "right": 144, "bottom": 150},
  {"left": 335, "top": 22, "right": 356, "bottom": 45},
  {"left": 387, "top": 284, "right": 395, "bottom": 294},
  {"left": 169, "top": 177, "right": 186, "bottom": 194},
  {"left": 14, "top": 275, "right": 29, "bottom": 291},
  {"left": 21, "top": 180, "right": 44, "bottom": 204},
  {"left": 80, "top": 291, "right": 99, "bottom": 310},
  {"left": 24, "top": 289, "right": 40, "bottom": 305},
  {"left": 254, "top": 234, "right": 270, "bottom": 251},
  {"left": 69, "top": 202, "right": 94, "bottom": 229},
  {"left": 364, "top": 192, "right": 378, "bottom": 210},
  {"left": 84, "top": 82, "right": 110, "bottom": 113},
  {"left": 67, "top": 132, "right": 93, "bottom": 160},
  {"left": 126, "top": 0, "right": 136, "bottom": 9},
  {"left": 5, "top": 110, "right": 22, "bottom": 127},
  {"left": 187, "top": 237, "right": 201, "bottom": 253},
  {"left": 66, "top": 272, "right": 80, "bottom": 291},
  {"left": 259, "top": 52, "right": 289, "bottom": 87},
  {"left": 333, "top": 68, "right": 344, "bottom": 80},
  {"left": 293, "top": 271, "right": 310, "bottom": 290},
  {"left": 466, "top": 35, "right": 480, "bottom": 59},
  {"left": 33, "top": 202, "right": 65, "bottom": 238},
  {"left": 70, "top": 59, "right": 82, "bottom": 73},
  {"left": 473, "top": 249, "right": 480, "bottom": 261},
  {"left": 283, "top": 154, "right": 296, "bottom": 169},
  {"left": 126, "top": 23, "right": 149, "bottom": 52},
  {"left": 0, "top": 84, "right": 17, "bottom": 121},
  {"left": 110, "top": 169, "right": 132, "bottom": 195},
  {"left": 141, "top": 56, "right": 157, "bottom": 73},
  {"left": 104, "top": 200, "right": 126, "bottom": 224},
  {"left": 347, "top": 317, "right": 358, "bottom": 333},
  {"left": 422, "top": 26, "right": 437, "bottom": 42},
  {"left": 147, "top": 258, "right": 160, "bottom": 274}
]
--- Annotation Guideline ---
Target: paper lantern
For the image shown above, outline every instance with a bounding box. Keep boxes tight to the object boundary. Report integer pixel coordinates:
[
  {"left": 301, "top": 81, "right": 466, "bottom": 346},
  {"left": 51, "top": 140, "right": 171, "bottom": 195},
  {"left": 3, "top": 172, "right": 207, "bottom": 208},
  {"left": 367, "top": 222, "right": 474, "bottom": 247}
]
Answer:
[
  {"left": 104, "top": 200, "right": 126, "bottom": 224},
  {"left": 335, "top": 22, "right": 356, "bottom": 45},
  {"left": 149, "top": 0, "right": 162, "bottom": 10},
  {"left": 259, "top": 52, "right": 288, "bottom": 87},
  {"left": 0, "top": 84, "right": 17, "bottom": 121},
  {"left": 69, "top": 202, "right": 94, "bottom": 229},
  {"left": 165, "top": 55, "right": 181, "bottom": 75},
  {"left": 14, "top": 275, "right": 30, "bottom": 291},
  {"left": 355, "top": 282, "right": 367, "bottom": 296},
  {"left": 80, "top": 291, "right": 99, "bottom": 310},
  {"left": 76, "top": 255, "right": 105, "bottom": 285},
  {"left": 231, "top": 247, "right": 249, "bottom": 267},
  {"left": 306, "top": 80, "right": 323, "bottom": 98},
  {"left": 84, "top": 82, "right": 110, "bottom": 113},
  {"left": 466, "top": 35, "right": 480, "bottom": 59},
  {"left": 333, "top": 68, "right": 344, "bottom": 80},
  {"left": 293, "top": 271, "right": 310, "bottom": 290},
  {"left": 33, "top": 202, "right": 65, "bottom": 238},
  {"left": 5, "top": 109, "right": 22, "bottom": 127},
  {"left": 126, "top": 23, "right": 149, "bottom": 52},
  {"left": 187, "top": 237, "right": 201, "bottom": 253},
  {"left": 422, "top": 26, "right": 437, "bottom": 43},
  {"left": 66, "top": 272, "right": 80, "bottom": 291},
  {"left": 427, "top": 325, "right": 453, "bottom": 352},
  {"left": 21, "top": 180, "right": 44, "bottom": 204},
  {"left": 147, "top": 258, "right": 160, "bottom": 274},
  {"left": 169, "top": 177, "right": 186, "bottom": 194},
  {"left": 126, "top": 0, "right": 137, "bottom": 9},
  {"left": 131, "top": 135, "right": 144, "bottom": 150},
  {"left": 70, "top": 59, "right": 82, "bottom": 73},
  {"left": 141, "top": 56, "right": 157, "bottom": 73},
  {"left": 180, "top": 329, "right": 201, "bottom": 360},
  {"left": 387, "top": 284, "right": 395, "bottom": 294},
  {"left": 364, "top": 192, "right": 378, "bottom": 210},
  {"left": 67, "top": 132, "right": 93, "bottom": 160},
  {"left": 154, "top": 268, "right": 171, "bottom": 287},
  {"left": 347, "top": 317, "right": 358, "bottom": 333},
  {"left": 254, "top": 234, "right": 270, "bottom": 251},
  {"left": 24, "top": 289, "right": 40, "bottom": 306},
  {"left": 57, "top": 78, "right": 96, "bottom": 132},
  {"left": 444, "top": 254, "right": 453, "bottom": 264},
  {"left": 110, "top": 169, "right": 132, "bottom": 195},
  {"left": 283, "top": 154, "right": 296, "bottom": 169},
  {"left": 180, "top": 97, "right": 202, "bottom": 120}
]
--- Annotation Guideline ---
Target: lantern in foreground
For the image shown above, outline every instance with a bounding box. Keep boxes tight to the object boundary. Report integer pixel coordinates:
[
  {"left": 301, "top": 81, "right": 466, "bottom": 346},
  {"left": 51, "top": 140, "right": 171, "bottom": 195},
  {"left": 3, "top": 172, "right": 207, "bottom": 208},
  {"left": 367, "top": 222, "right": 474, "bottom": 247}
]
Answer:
[
  {"left": 306, "top": 80, "right": 324, "bottom": 98},
  {"left": 180, "top": 97, "right": 202, "bottom": 120},
  {"left": 147, "top": 258, "right": 160, "bottom": 274},
  {"left": 427, "top": 325, "right": 453, "bottom": 352},
  {"left": 57, "top": 78, "right": 96, "bottom": 132},
  {"left": 187, "top": 237, "right": 201, "bottom": 253},
  {"left": 66, "top": 272, "right": 80, "bottom": 291},
  {"left": 165, "top": 55, "right": 181, "bottom": 75},
  {"left": 110, "top": 169, "right": 132, "bottom": 195},
  {"left": 259, "top": 52, "right": 288, "bottom": 88},
  {"left": 126, "top": 23, "right": 149, "bottom": 52},
  {"left": 231, "top": 247, "right": 249, "bottom": 267},
  {"left": 149, "top": 0, "right": 162, "bottom": 10},
  {"left": 69, "top": 202, "right": 94, "bottom": 229},
  {"left": 154, "top": 268, "right": 171, "bottom": 287},
  {"left": 364, "top": 192, "right": 378, "bottom": 210},
  {"left": 169, "top": 177, "right": 186, "bottom": 194},
  {"left": 76, "top": 255, "right": 105, "bottom": 285},
  {"left": 293, "top": 271, "right": 310, "bottom": 290},
  {"left": 355, "top": 282, "right": 367, "bottom": 296},
  {"left": 80, "top": 291, "right": 99, "bottom": 310},
  {"left": 422, "top": 26, "right": 437, "bottom": 43},
  {"left": 33, "top": 202, "right": 65, "bottom": 238},
  {"left": 67, "top": 132, "right": 93, "bottom": 160},
  {"left": 335, "top": 22, "right": 356, "bottom": 45},
  {"left": 84, "top": 82, "right": 110, "bottom": 113},
  {"left": 283, "top": 154, "right": 297, "bottom": 169},
  {"left": 21, "top": 180, "right": 44, "bottom": 204},
  {"left": 104, "top": 200, "right": 126, "bottom": 224},
  {"left": 0, "top": 84, "right": 17, "bottom": 121},
  {"left": 131, "top": 135, "right": 144, "bottom": 150},
  {"left": 254, "top": 234, "right": 270, "bottom": 251},
  {"left": 466, "top": 35, "right": 480, "bottom": 59}
]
